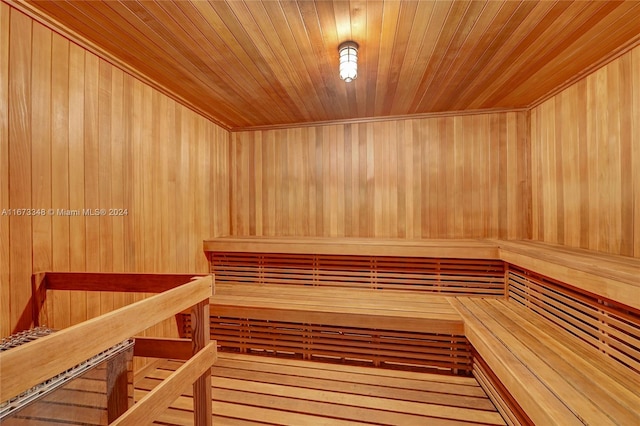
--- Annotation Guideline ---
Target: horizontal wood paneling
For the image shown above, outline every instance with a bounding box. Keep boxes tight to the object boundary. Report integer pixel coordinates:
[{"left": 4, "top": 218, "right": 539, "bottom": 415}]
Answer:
[
  {"left": 531, "top": 45, "right": 640, "bottom": 257},
  {"left": 230, "top": 112, "right": 531, "bottom": 239},
  {"left": 0, "top": 7, "right": 230, "bottom": 338}
]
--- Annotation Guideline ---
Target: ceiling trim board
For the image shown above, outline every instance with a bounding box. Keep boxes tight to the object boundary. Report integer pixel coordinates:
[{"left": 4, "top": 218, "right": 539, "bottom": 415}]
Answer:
[{"left": 230, "top": 106, "right": 530, "bottom": 133}]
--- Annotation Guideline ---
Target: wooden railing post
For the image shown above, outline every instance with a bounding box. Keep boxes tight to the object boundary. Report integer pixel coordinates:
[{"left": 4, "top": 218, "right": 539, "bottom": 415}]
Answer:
[
  {"left": 31, "top": 272, "right": 48, "bottom": 327},
  {"left": 191, "top": 299, "right": 212, "bottom": 426}
]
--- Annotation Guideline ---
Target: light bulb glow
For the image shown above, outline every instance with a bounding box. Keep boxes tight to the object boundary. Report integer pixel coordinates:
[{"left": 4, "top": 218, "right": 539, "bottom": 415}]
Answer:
[{"left": 339, "top": 41, "right": 358, "bottom": 82}]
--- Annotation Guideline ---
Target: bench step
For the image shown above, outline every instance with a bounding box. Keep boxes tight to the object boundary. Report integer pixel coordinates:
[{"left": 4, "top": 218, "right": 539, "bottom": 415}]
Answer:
[
  {"left": 181, "top": 284, "right": 471, "bottom": 374},
  {"left": 211, "top": 283, "right": 464, "bottom": 334}
]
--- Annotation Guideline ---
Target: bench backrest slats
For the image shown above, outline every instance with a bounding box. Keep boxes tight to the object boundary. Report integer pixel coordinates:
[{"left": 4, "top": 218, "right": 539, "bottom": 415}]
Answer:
[
  {"left": 508, "top": 266, "right": 640, "bottom": 374},
  {"left": 210, "top": 252, "right": 505, "bottom": 296},
  {"left": 180, "top": 314, "right": 472, "bottom": 374}
]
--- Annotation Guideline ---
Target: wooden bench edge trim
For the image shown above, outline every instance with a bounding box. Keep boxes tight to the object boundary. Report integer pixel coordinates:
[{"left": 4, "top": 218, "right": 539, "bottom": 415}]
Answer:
[
  {"left": 473, "top": 351, "right": 531, "bottom": 426},
  {"left": 203, "top": 238, "right": 500, "bottom": 259},
  {"left": 210, "top": 304, "right": 464, "bottom": 335}
]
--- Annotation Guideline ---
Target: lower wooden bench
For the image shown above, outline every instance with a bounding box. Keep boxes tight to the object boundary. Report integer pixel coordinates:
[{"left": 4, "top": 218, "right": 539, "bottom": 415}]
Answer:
[
  {"left": 450, "top": 297, "right": 640, "bottom": 425},
  {"left": 181, "top": 283, "right": 472, "bottom": 375}
]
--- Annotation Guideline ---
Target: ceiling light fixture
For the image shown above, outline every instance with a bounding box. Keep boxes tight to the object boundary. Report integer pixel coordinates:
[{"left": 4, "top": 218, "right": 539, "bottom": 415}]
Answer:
[{"left": 338, "top": 41, "right": 358, "bottom": 82}]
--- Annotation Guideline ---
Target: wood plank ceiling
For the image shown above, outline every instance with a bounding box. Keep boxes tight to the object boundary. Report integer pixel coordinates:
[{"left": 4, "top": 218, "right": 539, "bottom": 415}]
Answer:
[{"left": 19, "top": 0, "right": 640, "bottom": 130}]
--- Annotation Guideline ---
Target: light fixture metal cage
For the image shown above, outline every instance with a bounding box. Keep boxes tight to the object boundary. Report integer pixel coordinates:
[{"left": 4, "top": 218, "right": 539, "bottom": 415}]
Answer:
[{"left": 339, "top": 41, "right": 359, "bottom": 82}]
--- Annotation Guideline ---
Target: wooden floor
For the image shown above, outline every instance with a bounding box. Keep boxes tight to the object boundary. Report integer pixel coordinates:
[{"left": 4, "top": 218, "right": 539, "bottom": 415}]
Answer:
[{"left": 135, "top": 354, "right": 506, "bottom": 425}]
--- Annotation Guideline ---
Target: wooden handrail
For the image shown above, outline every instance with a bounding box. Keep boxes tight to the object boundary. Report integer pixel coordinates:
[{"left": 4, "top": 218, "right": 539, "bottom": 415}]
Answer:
[
  {"left": 31, "top": 272, "right": 209, "bottom": 327},
  {"left": 0, "top": 275, "right": 213, "bottom": 402}
]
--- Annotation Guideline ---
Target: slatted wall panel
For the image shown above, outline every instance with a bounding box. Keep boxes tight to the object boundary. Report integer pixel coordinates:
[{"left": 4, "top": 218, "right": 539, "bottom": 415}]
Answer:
[
  {"left": 210, "top": 252, "right": 505, "bottom": 296},
  {"left": 507, "top": 266, "right": 640, "bottom": 373},
  {"left": 182, "top": 316, "right": 471, "bottom": 375}
]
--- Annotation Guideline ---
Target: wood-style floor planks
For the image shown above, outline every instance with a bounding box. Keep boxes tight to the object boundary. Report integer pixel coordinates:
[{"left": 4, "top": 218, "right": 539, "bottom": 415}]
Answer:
[{"left": 134, "top": 354, "right": 505, "bottom": 425}]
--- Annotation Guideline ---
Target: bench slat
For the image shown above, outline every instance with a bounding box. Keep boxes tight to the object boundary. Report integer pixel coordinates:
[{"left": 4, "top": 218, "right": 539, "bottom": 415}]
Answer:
[
  {"left": 204, "top": 237, "right": 500, "bottom": 259},
  {"left": 211, "top": 303, "right": 462, "bottom": 334},
  {"left": 213, "top": 353, "right": 482, "bottom": 391},
  {"left": 214, "top": 283, "right": 458, "bottom": 305}
]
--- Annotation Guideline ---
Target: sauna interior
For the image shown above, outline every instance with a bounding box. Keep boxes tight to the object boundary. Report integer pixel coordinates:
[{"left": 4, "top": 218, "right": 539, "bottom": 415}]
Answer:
[{"left": 1, "top": 0, "right": 639, "bottom": 425}]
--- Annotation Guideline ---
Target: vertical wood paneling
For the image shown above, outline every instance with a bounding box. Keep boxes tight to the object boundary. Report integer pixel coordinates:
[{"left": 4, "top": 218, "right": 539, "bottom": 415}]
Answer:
[
  {"left": 8, "top": 9, "right": 33, "bottom": 333},
  {"left": 67, "top": 42, "right": 86, "bottom": 328},
  {"left": 0, "top": 2, "right": 11, "bottom": 338},
  {"left": 83, "top": 52, "right": 100, "bottom": 321},
  {"left": 531, "top": 45, "right": 640, "bottom": 257},
  {"left": 51, "top": 34, "right": 70, "bottom": 328},
  {"left": 633, "top": 48, "right": 640, "bottom": 258},
  {"left": 230, "top": 112, "right": 531, "bottom": 239},
  {"left": 98, "top": 59, "right": 113, "bottom": 316},
  {"left": 1, "top": 8, "right": 231, "bottom": 336},
  {"left": 31, "top": 23, "right": 52, "bottom": 276},
  {"left": 111, "top": 67, "right": 125, "bottom": 316}
]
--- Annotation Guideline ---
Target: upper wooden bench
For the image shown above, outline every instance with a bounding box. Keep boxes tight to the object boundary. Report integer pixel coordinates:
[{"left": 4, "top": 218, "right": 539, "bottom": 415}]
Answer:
[
  {"left": 203, "top": 237, "right": 504, "bottom": 296},
  {"left": 455, "top": 240, "right": 640, "bottom": 425},
  {"left": 498, "top": 239, "right": 640, "bottom": 311}
]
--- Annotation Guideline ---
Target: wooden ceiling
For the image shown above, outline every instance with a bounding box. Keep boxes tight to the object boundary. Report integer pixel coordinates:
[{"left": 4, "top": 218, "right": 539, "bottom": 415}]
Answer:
[{"left": 20, "top": 0, "right": 640, "bottom": 130}]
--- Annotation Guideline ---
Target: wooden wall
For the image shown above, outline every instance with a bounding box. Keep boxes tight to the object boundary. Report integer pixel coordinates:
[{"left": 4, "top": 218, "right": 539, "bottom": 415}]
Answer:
[
  {"left": 531, "top": 45, "right": 640, "bottom": 257},
  {"left": 230, "top": 112, "right": 531, "bottom": 239},
  {"left": 0, "top": 4, "right": 230, "bottom": 338},
  {"left": 5, "top": 0, "right": 637, "bottom": 341}
]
